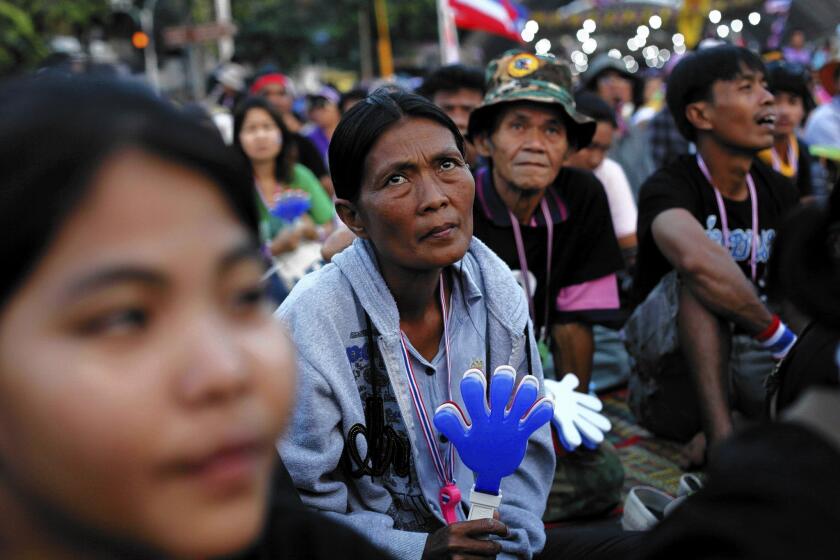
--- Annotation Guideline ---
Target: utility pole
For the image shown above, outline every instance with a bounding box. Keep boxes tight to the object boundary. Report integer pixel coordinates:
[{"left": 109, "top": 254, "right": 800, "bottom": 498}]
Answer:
[
  {"left": 358, "top": 2, "right": 374, "bottom": 81},
  {"left": 214, "top": 0, "right": 234, "bottom": 61},
  {"left": 139, "top": 0, "right": 160, "bottom": 92},
  {"left": 373, "top": 0, "right": 393, "bottom": 78}
]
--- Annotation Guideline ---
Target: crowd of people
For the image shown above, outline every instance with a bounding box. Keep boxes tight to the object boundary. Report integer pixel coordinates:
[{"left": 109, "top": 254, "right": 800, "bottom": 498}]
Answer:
[{"left": 1, "top": 26, "right": 840, "bottom": 560}]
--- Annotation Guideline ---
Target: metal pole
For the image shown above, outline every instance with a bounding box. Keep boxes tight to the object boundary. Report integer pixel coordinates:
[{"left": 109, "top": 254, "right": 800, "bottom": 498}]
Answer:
[
  {"left": 214, "top": 0, "right": 234, "bottom": 61},
  {"left": 358, "top": 2, "right": 374, "bottom": 81},
  {"left": 139, "top": 0, "right": 160, "bottom": 92}
]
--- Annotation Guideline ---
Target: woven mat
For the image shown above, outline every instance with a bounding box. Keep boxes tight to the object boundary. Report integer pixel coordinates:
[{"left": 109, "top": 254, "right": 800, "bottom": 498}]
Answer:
[{"left": 601, "top": 388, "right": 695, "bottom": 498}]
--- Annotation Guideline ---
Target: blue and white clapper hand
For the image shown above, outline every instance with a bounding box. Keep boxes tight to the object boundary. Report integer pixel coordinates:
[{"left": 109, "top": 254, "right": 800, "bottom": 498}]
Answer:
[
  {"left": 543, "top": 373, "right": 611, "bottom": 452},
  {"left": 433, "top": 365, "right": 554, "bottom": 502}
]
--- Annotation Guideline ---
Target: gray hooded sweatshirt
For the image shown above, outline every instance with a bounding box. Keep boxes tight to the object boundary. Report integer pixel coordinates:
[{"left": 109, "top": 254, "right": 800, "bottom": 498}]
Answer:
[{"left": 277, "top": 237, "right": 554, "bottom": 559}]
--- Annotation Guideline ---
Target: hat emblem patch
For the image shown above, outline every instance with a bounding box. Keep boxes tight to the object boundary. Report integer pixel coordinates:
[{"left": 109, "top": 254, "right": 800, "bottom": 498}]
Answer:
[{"left": 508, "top": 53, "right": 539, "bottom": 78}]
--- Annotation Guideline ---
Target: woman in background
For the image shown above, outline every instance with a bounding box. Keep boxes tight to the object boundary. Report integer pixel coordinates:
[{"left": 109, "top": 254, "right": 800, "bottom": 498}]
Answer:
[{"left": 233, "top": 97, "right": 334, "bottom": 258}]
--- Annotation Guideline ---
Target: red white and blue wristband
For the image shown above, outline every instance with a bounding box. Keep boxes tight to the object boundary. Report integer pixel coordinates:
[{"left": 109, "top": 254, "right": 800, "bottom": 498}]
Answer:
[{"left": 755, "top": 315, "right": 797, "bottom": 360}]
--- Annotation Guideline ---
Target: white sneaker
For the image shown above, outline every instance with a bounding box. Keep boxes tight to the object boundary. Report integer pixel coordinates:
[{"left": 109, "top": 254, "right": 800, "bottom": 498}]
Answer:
[
  {"left": 621, "top": 486, "right": 675, "bottom": 531},
  {"left": 677, "top": 473, "right": 703, "bottom": 498}
]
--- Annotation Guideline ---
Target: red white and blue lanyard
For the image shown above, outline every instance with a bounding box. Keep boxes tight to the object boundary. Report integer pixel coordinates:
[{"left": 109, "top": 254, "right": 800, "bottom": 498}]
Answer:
[
  {"left": 398, "top": 273, "right": 460, "bottom": 524},
  {"left": 508, "top": 199, "right": 554, "bottom": 342},
  {"left": 696, "top": 154, "right": 759, "bottom": 282}
]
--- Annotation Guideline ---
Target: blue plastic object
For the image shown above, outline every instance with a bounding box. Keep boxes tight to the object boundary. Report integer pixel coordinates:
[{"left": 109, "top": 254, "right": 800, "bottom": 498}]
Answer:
[
  {"left": 433, "top": 366, "right": 554, "bottom": 495},
  {"left": 270, "top": 191, "right": 311, "bottom": 222}
]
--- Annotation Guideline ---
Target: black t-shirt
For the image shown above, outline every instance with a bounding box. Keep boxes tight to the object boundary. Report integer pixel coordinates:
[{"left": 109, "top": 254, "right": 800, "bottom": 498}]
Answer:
[
  {"left": 796, "top": 137, "right": 815, "bottom": 197},
  {"left": 634, "top": 155, "right": 800, "bottom": 303},
  {"left": 472, "top": 166, "right": 625, "bottom": 331},
  {"left": 771, "top": 321, "right": 840, "bottom": 416},
  {"left": 290, "top": 132, "right": 328, "bottom": 179}
]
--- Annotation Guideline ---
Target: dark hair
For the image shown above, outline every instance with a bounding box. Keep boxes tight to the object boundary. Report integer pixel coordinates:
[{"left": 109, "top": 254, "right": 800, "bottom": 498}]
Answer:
[
  {"left": 417, "top": 64, "right": 486, "bottom": 99},
  {"left": 232, "top": 96, "right": 294, "bottom": 183},
  {"left": 666, "top": 45, "right": 766, "bottom": 142},
  {"left": 766, "top": 60, "right": 816, "bottom": 114},
  {"left": 573, "top": 91, "right": 618, "bottom": 128},
  {"left": 339, "top": 88, "right": 368, "bottom": 113},
  {"left": 0, "top": 75, "right": 257, "bottom": 311},
  {"left": 329, "top": 88, "right": 465, "bottom": 201}
]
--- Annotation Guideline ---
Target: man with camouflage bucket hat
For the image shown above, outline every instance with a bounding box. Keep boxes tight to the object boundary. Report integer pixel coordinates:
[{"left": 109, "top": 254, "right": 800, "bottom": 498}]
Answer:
[
  {"left": 469, "top": 50, "right": 625, "bottom": 393},
  {"left": 469, "top": 50, "right": 627, "bottom": 524}
]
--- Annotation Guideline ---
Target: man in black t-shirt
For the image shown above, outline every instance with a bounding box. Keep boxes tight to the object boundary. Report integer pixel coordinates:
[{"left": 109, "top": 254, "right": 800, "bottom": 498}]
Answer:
[
  {"left": 627, "top": 46, "right": 800, "bottom": 462},
  {"left": 467, "top": 50, "right": 625, "bottom": 390}
]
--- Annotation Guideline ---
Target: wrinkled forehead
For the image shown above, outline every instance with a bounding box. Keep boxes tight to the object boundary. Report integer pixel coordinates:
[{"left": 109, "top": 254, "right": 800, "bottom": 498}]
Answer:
[{"left": 363, "top": 118, "right": 461, "bottom": 175}]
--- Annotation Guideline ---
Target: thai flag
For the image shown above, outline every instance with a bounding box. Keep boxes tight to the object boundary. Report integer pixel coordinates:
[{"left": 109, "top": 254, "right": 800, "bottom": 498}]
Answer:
[{"left": 449, "top": 0, "right": 528, "bottom": 42}]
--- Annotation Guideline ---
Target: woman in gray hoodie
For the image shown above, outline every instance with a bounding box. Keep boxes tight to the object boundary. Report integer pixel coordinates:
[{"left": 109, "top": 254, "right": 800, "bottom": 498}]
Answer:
[{"left": 277, "top": 89, "right": 556, "bottom": 559}]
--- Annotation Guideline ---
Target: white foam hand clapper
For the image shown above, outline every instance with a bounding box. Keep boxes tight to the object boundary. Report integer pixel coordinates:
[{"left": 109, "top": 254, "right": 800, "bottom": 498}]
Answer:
[{"left": 543, "top": 374, "right": 611, "bottom": 451}]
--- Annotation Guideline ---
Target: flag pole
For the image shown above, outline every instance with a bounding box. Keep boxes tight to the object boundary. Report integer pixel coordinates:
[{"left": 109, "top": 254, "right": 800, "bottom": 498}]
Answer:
[
  {"left": 373, "top": 0, "right": 394, "bottom": 78},
  {"left": 437, "top": 0, "right": 461, "bottom": 64}
]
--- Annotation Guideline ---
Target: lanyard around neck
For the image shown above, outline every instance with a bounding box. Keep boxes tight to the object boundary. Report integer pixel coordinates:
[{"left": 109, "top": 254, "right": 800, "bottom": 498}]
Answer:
[
  {"left": 769, "top": 135, "right": 798, "bottom": 176},
  {"left": 696, "top": 154, "right": 759, "bottom": 282},
  {"left": 398, "top": 273, "right": 454, "bottom": 490},
  {"left": 508, "top": 199, "right": 553, "bottom": 342}
]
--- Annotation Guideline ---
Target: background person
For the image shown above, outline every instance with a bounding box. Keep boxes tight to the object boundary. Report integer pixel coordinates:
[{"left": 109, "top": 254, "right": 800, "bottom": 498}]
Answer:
[
  {"left": 581, "top": 54, "right": 656, "bottom": 197},
  {"left": 467, "top": 51, "right": 625, "bottom": 392},
  {"left": 626, "top": 46, "right": 801, "bottom": 466},
  {"left": 565, "top": 90, "right": 639, "bottom": 393},
  {"left": 565, "top": 91, "right": 638, "bottom": 269},
  {"left": 757, "top": 60, "right": 821, "bottom": 198},
  {"left": 417, "top": 64, "right": 487, "bottom": 168},
  {"left": 303, "top": 85, "right": 343, "bottom": 171},
  {"left": 233, "top": 96, "right": 334, "bottom": 257},
  {"left": 249, "top": 72, "right": 335, "bottom": 198}
]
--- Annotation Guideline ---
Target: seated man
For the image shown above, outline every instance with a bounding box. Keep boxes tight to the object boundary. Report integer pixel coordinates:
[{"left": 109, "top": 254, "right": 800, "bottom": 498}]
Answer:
[
  {"left": 467, "top": 51, "right": 626, "bottom": 391},
  {"left": 626, "top": 46, "right": 800, "bottom": 463}
]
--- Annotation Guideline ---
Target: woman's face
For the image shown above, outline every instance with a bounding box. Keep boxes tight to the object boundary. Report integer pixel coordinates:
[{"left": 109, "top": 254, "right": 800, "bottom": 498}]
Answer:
[
  {"left": 346, "top": 117, "right": 474, "bottom": 274},
  {"left": 239, "top": 107, "right": 282, "bottom": 163},
  {"left": 0, "top": 149, "right": 294, "bottom": 557}
]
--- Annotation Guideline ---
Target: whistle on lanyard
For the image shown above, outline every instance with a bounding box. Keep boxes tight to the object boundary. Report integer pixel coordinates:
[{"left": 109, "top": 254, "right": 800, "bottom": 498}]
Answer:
[{"left": 434, "top": 366, "right": 554, "bottom": 520}]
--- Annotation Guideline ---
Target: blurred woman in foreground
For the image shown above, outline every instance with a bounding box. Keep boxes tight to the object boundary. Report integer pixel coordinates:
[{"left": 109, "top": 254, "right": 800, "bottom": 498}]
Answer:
[{"left": 0, "top": 76, "right": 387, "bottom": 560}]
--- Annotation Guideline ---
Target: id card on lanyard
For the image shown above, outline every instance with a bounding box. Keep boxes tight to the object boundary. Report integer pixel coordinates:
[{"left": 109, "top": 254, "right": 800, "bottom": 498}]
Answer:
[
  {"left": 398, "top": 273, "right": 461, "bottom": 524},
  {"left": 696, "top": 154, "right": 760, "bottom": 282}
]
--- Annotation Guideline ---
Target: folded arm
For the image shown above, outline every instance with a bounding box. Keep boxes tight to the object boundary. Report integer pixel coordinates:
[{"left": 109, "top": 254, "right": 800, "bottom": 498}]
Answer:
[{"left": 651, "top": 208, "right": 773, "bottom": 335}]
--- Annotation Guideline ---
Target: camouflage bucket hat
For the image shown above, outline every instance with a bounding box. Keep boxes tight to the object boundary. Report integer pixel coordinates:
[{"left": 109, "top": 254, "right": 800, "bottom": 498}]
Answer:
[{"left": 467, "top": 50, "right": 596, "bottom": 148}]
